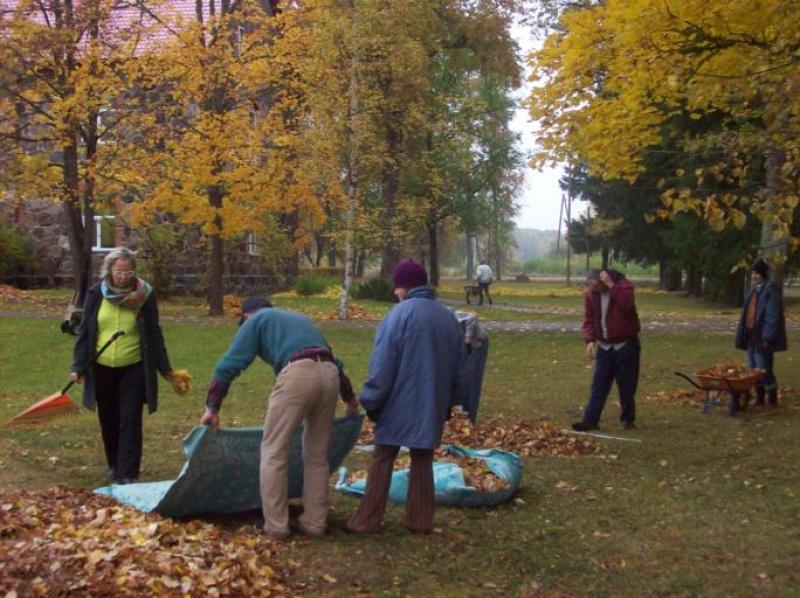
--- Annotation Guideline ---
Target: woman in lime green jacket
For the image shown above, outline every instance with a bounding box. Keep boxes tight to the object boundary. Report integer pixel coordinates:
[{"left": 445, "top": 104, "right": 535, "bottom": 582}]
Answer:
[{"left": 70, "top": 248, "right": 178, "bottom": 484}]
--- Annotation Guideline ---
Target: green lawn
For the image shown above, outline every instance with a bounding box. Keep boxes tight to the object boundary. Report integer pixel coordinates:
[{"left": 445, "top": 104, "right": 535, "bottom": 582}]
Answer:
[{"left": 1, "top": 309, "right": 799, "bottom": 595}]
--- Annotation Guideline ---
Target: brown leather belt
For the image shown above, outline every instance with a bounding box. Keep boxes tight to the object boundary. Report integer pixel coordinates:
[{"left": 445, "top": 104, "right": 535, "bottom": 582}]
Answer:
[{"left": 288, "top": 348, "right": 335, "bottom": 364}]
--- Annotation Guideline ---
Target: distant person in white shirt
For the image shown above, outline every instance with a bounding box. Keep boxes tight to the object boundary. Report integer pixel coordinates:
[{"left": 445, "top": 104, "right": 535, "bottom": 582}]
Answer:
[{"left": 475, "top": 261, "right": 494, "bottom": 306}]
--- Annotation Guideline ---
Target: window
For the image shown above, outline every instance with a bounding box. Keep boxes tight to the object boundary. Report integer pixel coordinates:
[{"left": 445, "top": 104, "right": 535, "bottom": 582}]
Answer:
[
  {"left": 246, "top": 232, "right": 260, "bottom": 256},
  {"left": 92, "top": 215, "right": 116, "bottom": 252},
  {"left": 96, "top": 106, "right": 112, "bottom": 144},
  {"left": 236, "top": 25, "right": 245, "bottom": 56}
]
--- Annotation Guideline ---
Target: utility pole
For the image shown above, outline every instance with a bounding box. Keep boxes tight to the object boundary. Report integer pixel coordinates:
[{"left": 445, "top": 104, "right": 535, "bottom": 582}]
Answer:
[
  {"left": 565, "top": 170, "right": 573, "bottom": 286},
  {"left": 564, "top": 191, "right": 572, "bottom": 286},
  {"left": 555, "top": 193, "right": 565, "bottom": 256},
  {"left": 585, "top": 205, "right": 591, "bottom": 273}
]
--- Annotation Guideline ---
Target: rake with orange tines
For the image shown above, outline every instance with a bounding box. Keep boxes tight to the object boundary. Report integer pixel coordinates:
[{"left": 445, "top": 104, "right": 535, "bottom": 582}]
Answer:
[{"left": 2, "top": 331, "right": 125, "bottom": 428}]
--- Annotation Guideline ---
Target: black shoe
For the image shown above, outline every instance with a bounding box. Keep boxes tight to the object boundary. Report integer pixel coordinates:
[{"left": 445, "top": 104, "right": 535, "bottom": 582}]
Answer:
[
  {"left": 571, "top": 421, "right": 598, "bottom": 432},
  {"left": 755, "top": 386, "right": 766, "bottom": 405},
  {"left": 768, "top": 388, "right": 778, "bottom": 406},
  {"left": 114, "top": 478, "right": 137, "bottom": 485},
  {"left": 623, "top": 421, "right": 637, "bottom": 430}
]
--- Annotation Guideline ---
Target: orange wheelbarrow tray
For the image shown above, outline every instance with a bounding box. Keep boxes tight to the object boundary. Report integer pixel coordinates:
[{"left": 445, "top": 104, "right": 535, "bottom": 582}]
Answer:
[{"left": 674, "top": 368, "right": 765, "bottom": 416}]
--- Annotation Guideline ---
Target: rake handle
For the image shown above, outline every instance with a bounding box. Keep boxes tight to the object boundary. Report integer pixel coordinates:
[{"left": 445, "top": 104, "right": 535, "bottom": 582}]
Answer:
[{"left": 62, "top": 330, "right": 125, "bottom": 395}]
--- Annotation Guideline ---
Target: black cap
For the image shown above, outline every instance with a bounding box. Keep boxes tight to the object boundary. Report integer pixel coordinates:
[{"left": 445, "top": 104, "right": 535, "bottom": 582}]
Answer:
[
  {"left": 751, "top": 258, "right": 770, "bottom": 279},
  {"left": 239, "top": 296, "right": 273, "bottom": 325}
]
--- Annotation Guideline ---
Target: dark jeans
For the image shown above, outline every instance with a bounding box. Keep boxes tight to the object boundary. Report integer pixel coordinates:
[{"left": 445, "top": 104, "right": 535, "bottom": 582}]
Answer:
[
  {"left": 747, "top": 343, "right": 776, "bottom": 389},
  {"left": 582, "top": 340, "right": 640, "bottom": 426},
  {"left": 478, "top": 282, "right": 493, "bottom": 306},
  {"left": 94, "top": 361, "right": 146, "bottom": 480}
]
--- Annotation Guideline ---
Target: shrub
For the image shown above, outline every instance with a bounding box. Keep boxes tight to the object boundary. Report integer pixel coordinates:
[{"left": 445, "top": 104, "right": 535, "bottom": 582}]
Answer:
[
  {"left": 294, "top": 274, "right": 332, "bottom": 296},
  {"left": 352, "top": 276, "right": 395, "bottom": 302},
  {"left": 301, "top": 267, "right": 344, "bottom": 278},
  {"left": 136, "top": 223, "right": 188, "bottom": 297},
  {"left": 0, "top": 222, "right": 37, "bottom": 276}
]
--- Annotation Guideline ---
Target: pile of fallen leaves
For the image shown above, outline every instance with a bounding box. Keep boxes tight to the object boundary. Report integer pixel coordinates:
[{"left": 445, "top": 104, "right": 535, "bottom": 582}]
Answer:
[
  {"left": 344, "top": 451, "right": 510, "bottom": 492},
  {"left": 320, "top": 303, "right": 374, "bottom": 321},
  {"left": 0, "top": 486, "right": 290, "bottom": 596},
  {"left": 646, "top": 389, "right": 706, "bottom": 406},
  {"left": 0, "top": 284, "right": 27, "bottom": 302},
  {"left": 222, "top": 294, "right": 242, "bottom": 317},
  {"left": 439, "top": 455, "right": 510, "bottom": 492},
  {"left": 357, "top": 411, "right": 600, "bottom": 457}
]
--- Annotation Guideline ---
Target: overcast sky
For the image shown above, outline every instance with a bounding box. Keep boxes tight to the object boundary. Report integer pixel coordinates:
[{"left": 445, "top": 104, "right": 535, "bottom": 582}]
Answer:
[{"left": 509, "top": 23, "right": 566, "bottom": 232}]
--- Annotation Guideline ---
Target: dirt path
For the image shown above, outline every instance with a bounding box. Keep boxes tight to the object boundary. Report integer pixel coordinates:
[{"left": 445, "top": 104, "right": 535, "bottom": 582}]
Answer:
[{"left": 3, "top": 301, "right": 798, "bottom": 335}]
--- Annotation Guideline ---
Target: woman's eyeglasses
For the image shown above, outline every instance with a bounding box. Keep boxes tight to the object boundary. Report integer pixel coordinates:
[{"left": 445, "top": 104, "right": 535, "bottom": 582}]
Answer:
[{"left": 112, "top": 270, "right": 136, "bottom": 277}]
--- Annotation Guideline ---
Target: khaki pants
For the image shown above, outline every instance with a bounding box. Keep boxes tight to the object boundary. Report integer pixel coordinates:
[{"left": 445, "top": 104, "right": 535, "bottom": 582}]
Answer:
[{"left": 260, "top": 359, "right": 340, "bottom": 537}]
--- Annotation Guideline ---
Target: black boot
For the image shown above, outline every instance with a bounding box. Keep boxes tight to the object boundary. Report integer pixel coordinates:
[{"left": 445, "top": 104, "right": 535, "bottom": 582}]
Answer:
[
  {"left": 755, "top": 386, "right": 766, "bottom": 406},
  {"left": 768, "top": 387, "right": 778, "bottom": 406}
]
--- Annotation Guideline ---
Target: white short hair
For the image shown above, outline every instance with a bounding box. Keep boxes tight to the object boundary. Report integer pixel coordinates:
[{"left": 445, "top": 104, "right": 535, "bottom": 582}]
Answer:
[{"left": 100, "top": 247, "right": 137, "bottom": 279}]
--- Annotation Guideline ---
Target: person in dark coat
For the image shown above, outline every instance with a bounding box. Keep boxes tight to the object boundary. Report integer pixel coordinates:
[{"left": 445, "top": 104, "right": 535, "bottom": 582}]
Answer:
[
  {"left": 735, "top": 258, "right": 787, "bottom": 406},
  {"left": 70, "top": 248, "right": 180, "bottom": 484},
  {"left": 346, "top": 260, "right": 466, "bottom": 534},
  {"left": 572, "top": 269, "right": 641, "bottom": 431}
]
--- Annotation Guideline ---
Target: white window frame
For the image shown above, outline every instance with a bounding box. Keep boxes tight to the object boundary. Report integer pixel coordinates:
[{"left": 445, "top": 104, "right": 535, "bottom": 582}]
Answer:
[
  {"left": 92, "top": 215, "right": 116, "bottom": 252},
  {"left": 96, "top": 106, "right": 112, "bottom": 144},
  {"left": 246, "top": 232, "right": 260, "bottom": 256}
]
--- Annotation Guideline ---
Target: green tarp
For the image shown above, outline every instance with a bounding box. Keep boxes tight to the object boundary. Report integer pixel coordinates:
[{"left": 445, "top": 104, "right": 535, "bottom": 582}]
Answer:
[{"left": 95, "top": 414, "right": 364, "bottom": 517}]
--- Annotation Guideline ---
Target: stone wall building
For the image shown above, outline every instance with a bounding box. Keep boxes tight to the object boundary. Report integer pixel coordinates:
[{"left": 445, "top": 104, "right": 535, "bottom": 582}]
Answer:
[{"left": 2, "top": 198, "right": 283, "bottom": 296}]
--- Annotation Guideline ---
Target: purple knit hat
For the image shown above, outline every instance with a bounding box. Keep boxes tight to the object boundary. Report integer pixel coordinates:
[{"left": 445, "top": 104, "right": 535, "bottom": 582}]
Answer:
[{"left": 392, "top": 259, "right": 428, "bottom": 289}]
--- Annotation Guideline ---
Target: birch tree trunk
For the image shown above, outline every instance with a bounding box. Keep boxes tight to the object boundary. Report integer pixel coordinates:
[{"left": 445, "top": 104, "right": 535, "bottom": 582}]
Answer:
[{"left": 338, "top": 29, "right": 360, "bottom": 321}]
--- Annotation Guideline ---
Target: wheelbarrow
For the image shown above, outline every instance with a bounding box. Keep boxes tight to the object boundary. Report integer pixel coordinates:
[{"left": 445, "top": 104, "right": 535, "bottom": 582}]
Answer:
[{"left": 674, "top": 367, "right": 765, "bottom": 416}]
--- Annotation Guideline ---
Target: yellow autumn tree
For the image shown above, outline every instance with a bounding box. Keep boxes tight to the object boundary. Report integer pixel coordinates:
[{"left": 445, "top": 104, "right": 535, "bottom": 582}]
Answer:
[
  {"left": 528, "top": 0, "right": 800, "bottom": 276},
  {"left": 0, "top": 0, "right": 164, "bottom": 305},
  {"left": 279, "top": 0, "right": 436, "bottom": 316},
  {"left": 115, "top": 0, "right": 319, "bottom": 314}
]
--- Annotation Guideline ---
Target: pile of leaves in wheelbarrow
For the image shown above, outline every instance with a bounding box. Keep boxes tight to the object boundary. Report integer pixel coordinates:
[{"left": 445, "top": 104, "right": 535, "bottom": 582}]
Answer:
[
  {"left": 358, "top": 411, "right": 600, "bottom": 458},
  {"left": 702, "top": 360, "right": 760, "bottom": 379},
  {"left": 0, "top": 486, "right": 292, "bottom": 596}
]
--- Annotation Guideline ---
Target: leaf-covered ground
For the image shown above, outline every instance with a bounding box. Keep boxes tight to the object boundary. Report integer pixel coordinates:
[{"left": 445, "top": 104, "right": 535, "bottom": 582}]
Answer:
[
  {"left": 0, "top": 487, "right": 290, "bottom": 596},
  {"left": 3, "top": 283, "right": 800, "bottom": 595}
]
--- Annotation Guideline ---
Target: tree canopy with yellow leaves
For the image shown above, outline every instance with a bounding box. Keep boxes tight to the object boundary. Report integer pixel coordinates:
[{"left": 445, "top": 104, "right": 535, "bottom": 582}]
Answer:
[
  {"left": 0, "top": 0, "right": 164, "bottom": 305},
  {"left": 113, "top": 0, "right": 320, "bottom": 314},
  {"left": 528, "top": 0, "right": 800, "bottom": 273}
]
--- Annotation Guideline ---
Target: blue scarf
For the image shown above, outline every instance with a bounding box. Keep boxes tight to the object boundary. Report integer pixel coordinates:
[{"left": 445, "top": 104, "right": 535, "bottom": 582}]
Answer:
[{"left": 101, "top": 278, "right": 153, "bottom": 311}]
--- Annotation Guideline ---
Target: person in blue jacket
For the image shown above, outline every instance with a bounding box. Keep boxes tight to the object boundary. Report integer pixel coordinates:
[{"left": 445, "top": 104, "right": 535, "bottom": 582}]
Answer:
[
  {"left": 346, "top": 260, "right": 466, "bottom": 534},
  {"left": 735, "top": 258, "right": 788, "bottom": 406}
]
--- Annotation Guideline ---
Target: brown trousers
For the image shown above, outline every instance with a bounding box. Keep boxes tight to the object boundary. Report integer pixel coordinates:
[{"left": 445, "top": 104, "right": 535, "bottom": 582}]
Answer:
[
  {"left": 260, "top": 359, "right": 340, "bottom": 537},
  {"left": 347, "top": 444, "right": 434, "bottom": 534}
]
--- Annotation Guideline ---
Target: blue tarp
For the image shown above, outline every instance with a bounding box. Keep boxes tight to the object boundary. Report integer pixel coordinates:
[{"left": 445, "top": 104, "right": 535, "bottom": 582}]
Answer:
[
  {"left": 335, "top": 444, "right": 522, "bottom": 507},
  {"left": 95, "top": 414, "right": 364, "bottom": 517}
]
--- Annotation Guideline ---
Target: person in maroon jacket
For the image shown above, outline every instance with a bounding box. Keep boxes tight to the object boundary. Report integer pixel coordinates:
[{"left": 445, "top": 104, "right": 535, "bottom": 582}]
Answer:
[{"left": 572, "top": 269, "right": 641, "bottom": 431}]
